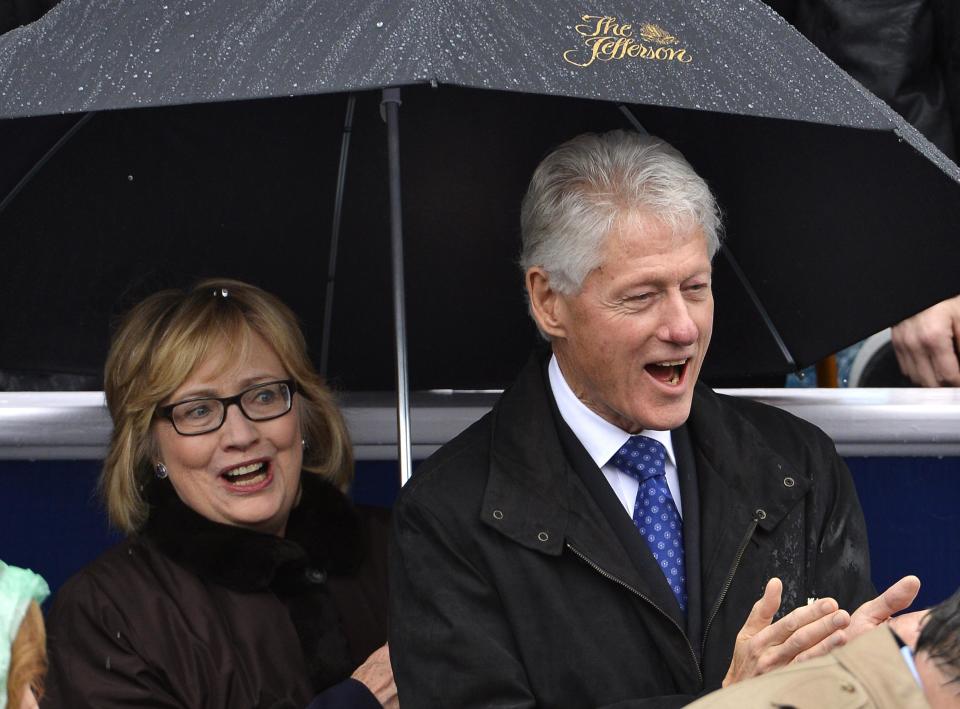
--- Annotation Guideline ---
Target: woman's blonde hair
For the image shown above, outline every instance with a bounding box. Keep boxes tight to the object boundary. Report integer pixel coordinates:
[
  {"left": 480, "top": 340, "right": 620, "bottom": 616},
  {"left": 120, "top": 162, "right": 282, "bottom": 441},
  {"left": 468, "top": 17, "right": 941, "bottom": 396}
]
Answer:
[
  {"left": 102, "top": 278, "right": 353, "bottom": 533},
  {"left": 7, "top": 601, "right": 46, "bottom": 707}
]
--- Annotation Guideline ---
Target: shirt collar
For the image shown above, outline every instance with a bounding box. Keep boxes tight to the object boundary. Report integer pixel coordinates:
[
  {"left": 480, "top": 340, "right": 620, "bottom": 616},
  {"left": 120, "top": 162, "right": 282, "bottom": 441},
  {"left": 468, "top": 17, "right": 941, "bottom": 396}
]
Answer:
[
  {"left": 892, "top": 630, "right": 924, "bottom": 689},
  {"left": 548, "top": 354, "right": 676, "bottom": 469}
]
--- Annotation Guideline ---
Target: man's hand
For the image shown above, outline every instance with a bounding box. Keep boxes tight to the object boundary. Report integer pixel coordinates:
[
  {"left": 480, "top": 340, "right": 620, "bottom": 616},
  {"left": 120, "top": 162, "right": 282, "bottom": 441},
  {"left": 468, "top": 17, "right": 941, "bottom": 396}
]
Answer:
[
  {"left": 722, "top": 578, "right": 850, "bottom": 687},
  {"left": 845, "top": 575, "right": 921, "bottom": 639},
  {"left": 792, "top": 574, "right": 922, "bottom": 663},
  {"left": 891, "top": 294, "right": 960, "bottom": 386}
]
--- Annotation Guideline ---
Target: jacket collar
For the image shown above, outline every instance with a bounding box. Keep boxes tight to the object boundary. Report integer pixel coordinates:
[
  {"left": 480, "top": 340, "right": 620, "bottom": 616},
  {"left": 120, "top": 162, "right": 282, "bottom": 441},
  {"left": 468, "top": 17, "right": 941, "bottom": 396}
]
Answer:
[
  {"left": 685, "top": 386, "right": 810, "bottom": 594},
  {"left": 687, "top": 385, "right": 809, "bottom": 529},
  {"left": 481, "top": 353, "right": 572, "bottom": 556},
  {"left": 481, "top": 355, "right": 689, "bottom": 625},
  {"left": 481, "top": 354, "right": 809, "bottom": 586},
  {"left": 142, "top": 473, "right": 364, "bottom": 592}
]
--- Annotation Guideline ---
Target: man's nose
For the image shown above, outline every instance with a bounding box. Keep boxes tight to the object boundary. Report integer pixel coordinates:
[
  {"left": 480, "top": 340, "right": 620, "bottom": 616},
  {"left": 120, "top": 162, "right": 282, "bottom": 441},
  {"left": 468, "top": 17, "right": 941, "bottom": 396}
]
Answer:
[
  {"left": 219, "top": 402, "right": 260, "bottom": 448},
  {"left": 657, "top": 292, "right": 699, "bottom": 345}
]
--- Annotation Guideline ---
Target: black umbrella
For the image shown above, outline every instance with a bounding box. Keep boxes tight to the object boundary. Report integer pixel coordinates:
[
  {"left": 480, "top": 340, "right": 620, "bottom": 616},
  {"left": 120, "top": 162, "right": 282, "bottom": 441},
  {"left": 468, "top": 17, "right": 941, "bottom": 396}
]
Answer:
[{"left": 2, "top": 0, "right": 959, "bottom": 475}]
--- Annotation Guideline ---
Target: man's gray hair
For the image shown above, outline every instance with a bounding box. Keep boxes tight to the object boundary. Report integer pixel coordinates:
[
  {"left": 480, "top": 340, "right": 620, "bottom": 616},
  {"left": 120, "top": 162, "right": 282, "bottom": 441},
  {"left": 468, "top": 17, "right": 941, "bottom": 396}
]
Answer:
[{"left": 519, "top": 130, "right": 722, "bottom": 295}]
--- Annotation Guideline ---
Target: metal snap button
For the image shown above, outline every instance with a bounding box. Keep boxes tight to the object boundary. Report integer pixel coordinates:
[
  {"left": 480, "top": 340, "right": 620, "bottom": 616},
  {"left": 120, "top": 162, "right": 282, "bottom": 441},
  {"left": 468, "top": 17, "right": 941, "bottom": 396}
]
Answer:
[
  {"left": 492, "top": 509, "right": 504, "bottom": 520},
  {"left": 537, "top": 531, "right": 549, "bottom": 542},
  {"left": 755, "top": 508, "right": 767, "bottom": 520},
  {"left": 305, "top": 568, "right": 327, "bottom": 584},
  {"left": 783, "top": 476, "right": 795, "bottom": 488}
]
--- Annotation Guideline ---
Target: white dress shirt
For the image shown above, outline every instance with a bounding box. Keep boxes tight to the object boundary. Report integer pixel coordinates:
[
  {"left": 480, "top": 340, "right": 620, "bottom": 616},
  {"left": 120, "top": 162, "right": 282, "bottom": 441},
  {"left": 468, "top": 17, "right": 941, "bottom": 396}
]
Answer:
[{"left": 548, "top": 355, "right": 683, "bottom": 519}]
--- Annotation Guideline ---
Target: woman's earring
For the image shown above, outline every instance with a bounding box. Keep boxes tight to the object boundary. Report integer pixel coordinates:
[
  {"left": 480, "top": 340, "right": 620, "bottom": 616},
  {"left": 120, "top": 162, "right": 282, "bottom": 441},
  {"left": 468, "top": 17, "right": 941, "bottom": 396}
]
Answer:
[
  {"left": 155, "top": 462, "right": 168, "bottom": 480},
  {"left": 301, "top": 438, "right": 308, "bottom": 450}
]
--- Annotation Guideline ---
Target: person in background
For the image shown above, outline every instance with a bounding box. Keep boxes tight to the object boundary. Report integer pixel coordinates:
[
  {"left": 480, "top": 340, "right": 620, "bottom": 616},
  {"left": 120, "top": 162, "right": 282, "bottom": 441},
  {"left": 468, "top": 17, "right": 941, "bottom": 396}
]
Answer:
[
  {"left": 772, "top": 0, "right": 960, "bottom": 386},
  {"left": 686, "top": 586, "right": 960, "bottom": 708},
  {"left": 43, "top": 279, "right": 396, "bottom": 709},
  {"left": 1, "top": 561, "right": 49, "bottom": 709},
  {"left": 891, "top": 297, "right": 960, "bottom": 387},
  {"left": 389, "top": 130, "right": 920, "bottom": 708}
]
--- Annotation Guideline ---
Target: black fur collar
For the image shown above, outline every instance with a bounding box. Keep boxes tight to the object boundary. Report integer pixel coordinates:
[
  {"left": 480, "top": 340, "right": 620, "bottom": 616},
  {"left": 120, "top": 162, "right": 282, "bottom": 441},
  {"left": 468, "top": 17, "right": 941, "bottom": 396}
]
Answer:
[{"left": 142, "top": 473, "right": 364, "bottom": 592}]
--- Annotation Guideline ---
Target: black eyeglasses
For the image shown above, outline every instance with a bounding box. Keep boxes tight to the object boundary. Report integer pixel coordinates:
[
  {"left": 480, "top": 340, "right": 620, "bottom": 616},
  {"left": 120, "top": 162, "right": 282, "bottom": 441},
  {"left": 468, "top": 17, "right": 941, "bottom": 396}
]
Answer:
[{"left": 155, "top": 380, "right": 297, "bottom": 436}]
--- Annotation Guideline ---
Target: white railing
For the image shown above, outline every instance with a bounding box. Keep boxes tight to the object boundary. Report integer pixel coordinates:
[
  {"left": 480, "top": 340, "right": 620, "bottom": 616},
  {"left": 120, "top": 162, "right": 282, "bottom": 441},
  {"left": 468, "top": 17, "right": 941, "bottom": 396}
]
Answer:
[{"left": 2, "top": 388, "right": 960, "bottom": 460}]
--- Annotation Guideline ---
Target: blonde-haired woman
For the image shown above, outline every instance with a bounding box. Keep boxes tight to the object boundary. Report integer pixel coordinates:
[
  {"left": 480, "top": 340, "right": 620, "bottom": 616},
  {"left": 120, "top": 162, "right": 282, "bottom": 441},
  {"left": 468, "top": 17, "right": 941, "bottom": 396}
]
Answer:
[
  {"left": 2, "top": 562, "right": 49, "bottom": 709},
  {"left": 44, "top": 280, "right": 396, "bottom": 708}
]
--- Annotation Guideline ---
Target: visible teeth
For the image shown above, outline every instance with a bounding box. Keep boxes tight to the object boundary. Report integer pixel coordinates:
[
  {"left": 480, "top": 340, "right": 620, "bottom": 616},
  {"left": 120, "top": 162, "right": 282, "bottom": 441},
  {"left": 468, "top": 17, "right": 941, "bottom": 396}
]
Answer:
[
  {"left": 655, "top": 359, "right": 688, "bottom": 367},
  {"left": 225, "top": 462, "right": 265, "bottom": 478}
]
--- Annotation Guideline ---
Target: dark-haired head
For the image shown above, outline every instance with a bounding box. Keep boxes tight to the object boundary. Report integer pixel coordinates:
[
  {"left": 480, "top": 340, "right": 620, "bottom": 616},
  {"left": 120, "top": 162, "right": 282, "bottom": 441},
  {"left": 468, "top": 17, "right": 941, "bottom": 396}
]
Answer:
[{"left": 916, "top": 587, "right": 960, "bottom": 702}]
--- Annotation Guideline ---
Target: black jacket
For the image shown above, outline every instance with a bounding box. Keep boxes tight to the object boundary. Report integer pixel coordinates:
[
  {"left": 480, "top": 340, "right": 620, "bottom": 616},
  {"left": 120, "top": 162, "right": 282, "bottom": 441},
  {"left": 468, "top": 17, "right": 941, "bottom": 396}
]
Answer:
[
  {"left": 389, "top": 357, "right": 874, "bottom": 708},
  {"left": 774, "top": 0, "right": 960, "bottom": 159},
  {"left": 44, "top": 475, "right": 388, "bottom": 709}
]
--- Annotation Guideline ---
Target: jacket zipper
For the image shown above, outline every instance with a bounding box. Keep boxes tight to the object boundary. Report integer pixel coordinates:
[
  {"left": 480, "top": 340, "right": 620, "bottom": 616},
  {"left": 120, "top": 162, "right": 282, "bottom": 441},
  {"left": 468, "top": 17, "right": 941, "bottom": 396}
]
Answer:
[
  {"left": 700, "top": 517, "right": 759, "bottom": 660},
  {"left": 566, "top": 542, "right": 703, "bottom": 686}
]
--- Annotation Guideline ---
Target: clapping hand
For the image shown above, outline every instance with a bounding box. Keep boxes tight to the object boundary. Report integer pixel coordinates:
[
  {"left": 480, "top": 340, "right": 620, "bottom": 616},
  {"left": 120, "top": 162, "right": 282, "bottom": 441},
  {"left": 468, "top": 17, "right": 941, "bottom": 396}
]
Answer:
[{"left": 723, "top": 575, "right": 921, "bottom": 687}]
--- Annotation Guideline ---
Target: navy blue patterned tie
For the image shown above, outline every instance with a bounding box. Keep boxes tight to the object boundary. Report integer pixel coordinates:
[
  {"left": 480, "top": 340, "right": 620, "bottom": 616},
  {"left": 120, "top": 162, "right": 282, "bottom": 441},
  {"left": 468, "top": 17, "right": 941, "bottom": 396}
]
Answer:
[{"left": 611, "top": 435, "right": 687, "bottom": 612}]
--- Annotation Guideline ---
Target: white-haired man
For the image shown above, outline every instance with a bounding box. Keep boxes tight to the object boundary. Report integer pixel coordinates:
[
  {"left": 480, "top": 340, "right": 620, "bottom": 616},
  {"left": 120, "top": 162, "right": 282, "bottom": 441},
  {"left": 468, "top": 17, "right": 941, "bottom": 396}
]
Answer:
[{"left": 389, "top": 131, "right": 920, "bottom": 707}]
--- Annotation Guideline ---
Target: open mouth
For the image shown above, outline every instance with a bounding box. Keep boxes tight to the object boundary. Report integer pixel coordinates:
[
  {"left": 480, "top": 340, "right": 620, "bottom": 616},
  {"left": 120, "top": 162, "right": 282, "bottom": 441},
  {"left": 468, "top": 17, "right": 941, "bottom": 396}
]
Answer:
[
  {"left": 221, "top": 461, "right": 270, "bottom": 487},
  {"left": 644, "top": 358, "right": 689, "bottom": 386}
]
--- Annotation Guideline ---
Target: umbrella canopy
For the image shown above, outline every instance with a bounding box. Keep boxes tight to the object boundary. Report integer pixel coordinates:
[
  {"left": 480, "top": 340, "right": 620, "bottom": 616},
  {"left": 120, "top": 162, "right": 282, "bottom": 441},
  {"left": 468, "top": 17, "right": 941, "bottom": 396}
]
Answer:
[{"left": 1, "top": 0, "right": 959, "bottom": 391}]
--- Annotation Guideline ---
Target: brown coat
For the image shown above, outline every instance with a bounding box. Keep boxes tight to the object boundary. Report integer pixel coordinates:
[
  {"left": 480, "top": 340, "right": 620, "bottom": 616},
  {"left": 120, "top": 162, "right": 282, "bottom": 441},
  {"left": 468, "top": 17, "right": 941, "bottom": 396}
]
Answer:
[
  {"left": 43, "top": 475, "right": 389, "bottom": 709},
  {"left": 687, "top": 627, "right": 929, "bottom": 709}
]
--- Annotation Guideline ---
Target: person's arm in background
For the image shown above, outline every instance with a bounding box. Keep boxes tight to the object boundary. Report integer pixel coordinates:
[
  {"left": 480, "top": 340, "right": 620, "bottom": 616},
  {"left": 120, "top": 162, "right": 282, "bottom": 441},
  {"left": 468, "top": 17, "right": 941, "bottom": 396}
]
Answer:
[
  {"left": 786, "top": 0, "right": 960, "bottom": 387},
  {"left": 891, "top": 294, "right": 960, "bottom": 386}
]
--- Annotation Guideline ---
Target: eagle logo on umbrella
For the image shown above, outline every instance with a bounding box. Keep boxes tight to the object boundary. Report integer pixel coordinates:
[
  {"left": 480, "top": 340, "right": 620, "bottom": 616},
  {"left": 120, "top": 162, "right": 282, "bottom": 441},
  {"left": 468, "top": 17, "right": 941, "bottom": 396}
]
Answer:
[{"left": 637, "top": 23, "right": 678, "bottom": 45}]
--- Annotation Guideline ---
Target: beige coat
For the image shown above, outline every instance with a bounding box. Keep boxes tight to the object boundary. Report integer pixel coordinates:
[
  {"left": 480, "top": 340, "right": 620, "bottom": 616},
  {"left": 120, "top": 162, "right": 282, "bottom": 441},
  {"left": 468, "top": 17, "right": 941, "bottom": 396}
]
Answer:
[{"left": 687, "top": 627, "right": 929, "bottom": 709}]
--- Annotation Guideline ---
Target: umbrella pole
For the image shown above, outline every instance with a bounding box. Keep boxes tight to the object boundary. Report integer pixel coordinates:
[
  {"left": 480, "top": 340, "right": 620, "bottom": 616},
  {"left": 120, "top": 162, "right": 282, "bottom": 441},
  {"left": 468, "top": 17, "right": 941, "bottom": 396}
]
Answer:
[
  {"left": 319, "top": 94, "right": 357, "bottom": 378},
  {"left": 382, "top": 87, "right": 413, "bottom": 486}
]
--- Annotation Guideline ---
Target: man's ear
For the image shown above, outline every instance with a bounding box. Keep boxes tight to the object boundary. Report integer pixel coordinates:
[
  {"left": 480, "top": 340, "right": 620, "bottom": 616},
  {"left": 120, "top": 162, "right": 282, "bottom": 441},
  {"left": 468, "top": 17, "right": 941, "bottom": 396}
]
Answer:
[{"left": 526, "top": 267, "right": 568, "bottom": 339}]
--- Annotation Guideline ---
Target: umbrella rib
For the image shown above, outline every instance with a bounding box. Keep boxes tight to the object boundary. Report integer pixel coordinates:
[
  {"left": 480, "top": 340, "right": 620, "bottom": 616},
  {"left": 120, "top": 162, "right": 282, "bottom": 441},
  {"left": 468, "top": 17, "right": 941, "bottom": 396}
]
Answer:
[
  {"left": 621, "top": 103, "right": 797, "bottom": 374},
  {"left": 721, "top": 245, "right": 797, "bottom": 370},
  {"left": 319, "top": 94, "right": 357, "bottom": 378},
  {"left": 0, "top": 112, "right": 95, "bottom": 218},
  {"left": 618, "top": 105, "right": 648, "bottom": 134}
]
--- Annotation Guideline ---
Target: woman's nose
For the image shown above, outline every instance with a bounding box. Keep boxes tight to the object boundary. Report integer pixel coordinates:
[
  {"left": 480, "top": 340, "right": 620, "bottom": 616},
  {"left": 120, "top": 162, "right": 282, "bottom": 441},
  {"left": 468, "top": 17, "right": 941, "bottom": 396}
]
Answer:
[{"left": 219, "top": 402, "right": 260, "bottom": 448}]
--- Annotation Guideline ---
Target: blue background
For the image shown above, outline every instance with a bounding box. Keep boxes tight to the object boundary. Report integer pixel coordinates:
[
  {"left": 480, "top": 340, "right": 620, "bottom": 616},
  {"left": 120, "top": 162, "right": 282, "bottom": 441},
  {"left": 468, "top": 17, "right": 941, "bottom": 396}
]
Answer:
[{"left": 2, "top": 457, "right": 958, "bottom": 610}]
